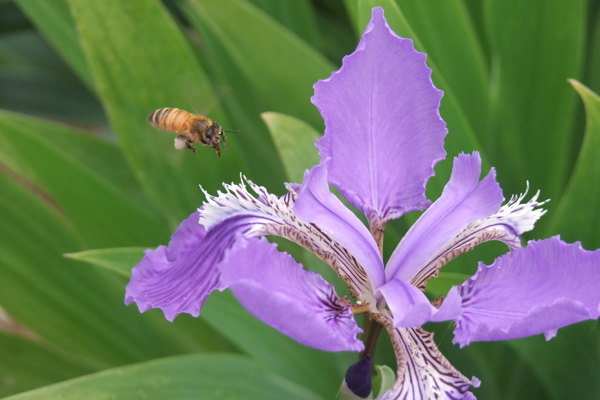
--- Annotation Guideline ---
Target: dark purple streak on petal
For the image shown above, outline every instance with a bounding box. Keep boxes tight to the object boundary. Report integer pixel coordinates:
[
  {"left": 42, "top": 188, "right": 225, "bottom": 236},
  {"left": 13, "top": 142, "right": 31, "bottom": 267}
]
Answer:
[
  {"left": 377, "top": 324, "right": 479, "bottom": 399},
  {"left": 312, "top": 7, "right": 447, "bottom": 226},
  {"left": 454, "top": 236, "right": 600, "bottom": 347}
]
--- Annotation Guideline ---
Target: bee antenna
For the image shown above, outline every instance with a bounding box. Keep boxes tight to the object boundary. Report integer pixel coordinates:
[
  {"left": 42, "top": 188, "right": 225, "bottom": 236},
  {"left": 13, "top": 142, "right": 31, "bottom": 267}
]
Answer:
[{"left": 223, "top": 130, "right": 240, "bottom": 133}]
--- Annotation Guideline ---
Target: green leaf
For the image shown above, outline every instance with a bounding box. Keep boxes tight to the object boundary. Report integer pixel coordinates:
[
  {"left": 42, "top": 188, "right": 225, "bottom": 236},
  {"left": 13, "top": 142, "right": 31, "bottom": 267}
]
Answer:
[
  {"left": 0, "top": 110, "right": 168, "bottom": 248},
  {"left": 507, "top": 322, "right": 600, "bottom": 400},
  {"left": 0, "top": 332, "right": 101, "bottom": 398},
  {"left": 425, "top": 272, "right": 471, "bottom": 298},
  {"left": 201, "top": 292, "right": 351, "bottom": 399},
  {"left": 3, "top": 353, "right": 323, "bottom": 400},
  {"left": 68, "top": 0, "right": 245, "bottom": 223},
  {"left": 65, "top": 248, "right": 146, "bottom": 278},
  {"left": 0, "top": 171, "right": 223, "bottom": 366},
  {"left": 483, "top": 0, "right": 585, "bottom": 201},
  {"left": 15, "top": 0, "right": 93, "bottom": 88},
  {"left": 392, "top": 0, "right": 490, "bottom": 135},
  {"left": 245, "top": 0, "right": 322, "bottom": 51},
  {"left": 0, "top": 30, "right": 101, "bottom": 123},
  {"left": 186, "top": 0, "right": 335, "bottom": 131},
  {"left": 261, "top": 111, "right": 320, "bottom": 183},
  {"left": 544, "top": 81, "right": 600, "bottom": 249},
  {"left": 372, "top": 364, "right": 395, "bottom": 398}
]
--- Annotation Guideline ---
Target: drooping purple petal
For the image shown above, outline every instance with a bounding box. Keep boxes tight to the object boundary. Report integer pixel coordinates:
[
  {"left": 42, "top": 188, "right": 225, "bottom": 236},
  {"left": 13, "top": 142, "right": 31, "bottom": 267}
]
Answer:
[
  {"left": 202, "top": 176, "right": 379, "bottom": 303},
  {"left": 125, "top": 210, "right": 226, "bottom": 321},
  {"left": 312, "top": 7, "right": 447, "bottom": 226},
  {"left": 378, "top": 325, "right": 479, "bottom": 399},
  {"left": 378, "top": 279, "right": 462, "bottom": 327},
  {"left": 386, "top": 152, "right": 503, "bottom": 287},
  {"left": 220, "top": 236, "right": 363, "bottom": 352},
  {"left": 294, "top": 163, "right": 384, "bottom": 295},
  {"left": 454, "top": 236, "right": 600, "bottom": 347},
  {"left": 125, "top": 182, "right": 306, "bottom": 321}
]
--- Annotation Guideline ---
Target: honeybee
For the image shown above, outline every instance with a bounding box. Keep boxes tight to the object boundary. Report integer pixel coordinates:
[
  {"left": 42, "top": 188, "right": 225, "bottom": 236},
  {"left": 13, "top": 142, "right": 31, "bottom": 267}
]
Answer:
[{"left": 148, "top": 107, "right": 238, "bottom": 157}]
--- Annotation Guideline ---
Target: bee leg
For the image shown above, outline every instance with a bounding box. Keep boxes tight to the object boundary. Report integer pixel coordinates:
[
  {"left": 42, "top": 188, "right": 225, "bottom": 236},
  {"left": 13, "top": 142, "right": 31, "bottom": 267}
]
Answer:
[{"left": 183, "top": 137, "right": 197, "bottom": 153}]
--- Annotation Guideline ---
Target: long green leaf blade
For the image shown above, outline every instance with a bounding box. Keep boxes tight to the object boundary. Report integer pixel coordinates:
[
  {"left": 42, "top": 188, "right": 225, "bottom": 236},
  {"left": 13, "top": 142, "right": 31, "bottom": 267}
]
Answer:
[
  {"left": 3, "top": 353, "right": 323, "bottom": 400},
  {"left": 393, "top": 0, "right": 489, "bottom": 135},
  {"left": 0, "top": 332, "right": 100, "bottom": 398},
  {"left": 484, "top": 0, "right": 585, "bottom": 200},
  {"left": 66, "top": 248, "right": 147, "bottom": 278},
  {"left": 0, "top": 110, "right": 168, "bottom": 247},
  {"left": 16, "top": 0, "right": 93, "bottom": 88},
  {"left": 186, "top": 0, "right": 335, "bottom": 130},
  {"left": 545, "top": 81, "right": 600, "bottom": 249},
  {"left": 261, "top": 111, "right": 320, "bottom": 183}
]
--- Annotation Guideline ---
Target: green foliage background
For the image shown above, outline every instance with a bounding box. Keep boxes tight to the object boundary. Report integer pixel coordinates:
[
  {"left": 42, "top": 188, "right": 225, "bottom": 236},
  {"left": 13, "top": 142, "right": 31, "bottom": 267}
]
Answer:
[{"left": 0, "top": 0, "right": 599, "bottom": 399}]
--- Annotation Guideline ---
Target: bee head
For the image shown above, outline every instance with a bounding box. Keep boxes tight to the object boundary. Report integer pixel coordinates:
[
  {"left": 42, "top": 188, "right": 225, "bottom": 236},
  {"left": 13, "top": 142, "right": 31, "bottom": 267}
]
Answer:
[{"left": 206, "top": 122, "right": 222, "bottom": 142}]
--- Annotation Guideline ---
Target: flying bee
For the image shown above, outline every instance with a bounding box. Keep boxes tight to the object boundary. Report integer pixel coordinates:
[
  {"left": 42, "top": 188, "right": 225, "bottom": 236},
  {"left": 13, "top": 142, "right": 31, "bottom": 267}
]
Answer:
[{"left": 147, "top": 107, "right": 238, "bottom": 157}]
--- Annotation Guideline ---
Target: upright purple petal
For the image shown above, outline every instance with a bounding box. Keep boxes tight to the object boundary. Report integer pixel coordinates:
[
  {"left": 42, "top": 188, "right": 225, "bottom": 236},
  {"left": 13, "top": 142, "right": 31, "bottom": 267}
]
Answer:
[
  {"left": 312, "top": 7, "right": 447, "bottom": 225},
  {"left": 125, "top": 211, "right": 225, "bottom": 321},
  {"left": 454, "top": 236, "right": 600, "bottom": 347},
  {"left": 386, "top": 153, "right": 503, "bottom": 286},
  {"left": 220, "top": 236, "right": 363, "bottom": 352},
  {"left": 294, "top": 163, "right": 385, "bottom": 293}
]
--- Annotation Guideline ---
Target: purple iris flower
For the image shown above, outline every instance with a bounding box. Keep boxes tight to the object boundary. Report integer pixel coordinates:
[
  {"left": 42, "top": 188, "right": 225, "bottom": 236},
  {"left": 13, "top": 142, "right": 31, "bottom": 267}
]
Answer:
[{"left": 126, "top": 7, "right": 600, "bottom": 399}]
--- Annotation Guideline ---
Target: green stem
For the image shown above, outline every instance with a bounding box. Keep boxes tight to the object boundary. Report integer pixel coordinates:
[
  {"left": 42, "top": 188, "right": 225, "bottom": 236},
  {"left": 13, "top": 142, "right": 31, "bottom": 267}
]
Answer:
[
  {"left": 359, "top": 217, "right": 387, "bottom": 374},
  {"left": 360, "top": 315, "right": 383, "bottom": 375}
]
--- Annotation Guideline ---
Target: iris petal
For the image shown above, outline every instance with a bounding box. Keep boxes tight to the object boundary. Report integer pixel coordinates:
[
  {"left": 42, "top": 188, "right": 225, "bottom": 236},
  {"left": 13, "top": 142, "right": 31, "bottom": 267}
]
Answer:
[
  {"left": 454, "top": 236, "right": 600, "bottom": 347},
  {"left": 378, "top": 325, "right": 479, "bottom": 399},
  {"left": 295, "top": 163, "right": 384, "bottom": 294},
  {"left": 378, "top": 279, "right": 462, "bottom": 327},
  {"left": 386, "top": 152, "right": 503, "bottom": 286},
  {"left": 312, "top": 7, "right": 447, "bottom": 227},
  {"left": 220, "top": 236, "right": 363, "bottom": 352},
  {"left": 125, "top": 211, "right": 226, "bottom": 321}
]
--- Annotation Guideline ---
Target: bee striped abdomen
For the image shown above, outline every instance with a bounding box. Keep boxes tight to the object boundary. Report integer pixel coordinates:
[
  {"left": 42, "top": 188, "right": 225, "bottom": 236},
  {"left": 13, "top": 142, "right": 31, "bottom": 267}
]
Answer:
[{"left": 148, "top": 108, "right": 190, "bottom": 132}]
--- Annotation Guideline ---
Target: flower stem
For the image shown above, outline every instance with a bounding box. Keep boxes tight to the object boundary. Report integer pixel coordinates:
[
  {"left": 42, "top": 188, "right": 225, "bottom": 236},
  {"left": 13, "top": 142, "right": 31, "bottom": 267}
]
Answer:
[
  {"left": 359, "top": 217, "right": 387, "bottom": 374},
  {"left": 360, "top": 315, "right": 383, "bottom": 375}
]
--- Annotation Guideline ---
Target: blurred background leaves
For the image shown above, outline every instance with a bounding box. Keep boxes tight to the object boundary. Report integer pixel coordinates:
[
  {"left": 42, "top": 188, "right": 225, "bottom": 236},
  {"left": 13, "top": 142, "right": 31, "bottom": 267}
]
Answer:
[{"left": 0, "top": 0, "right": 599, "bottom": 399}]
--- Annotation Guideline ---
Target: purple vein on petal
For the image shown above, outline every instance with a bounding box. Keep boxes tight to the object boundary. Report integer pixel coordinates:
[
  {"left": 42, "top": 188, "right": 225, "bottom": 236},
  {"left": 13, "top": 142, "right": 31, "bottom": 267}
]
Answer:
[{"left": 376, "top": 323, "right": 479, "bottom": 399}]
